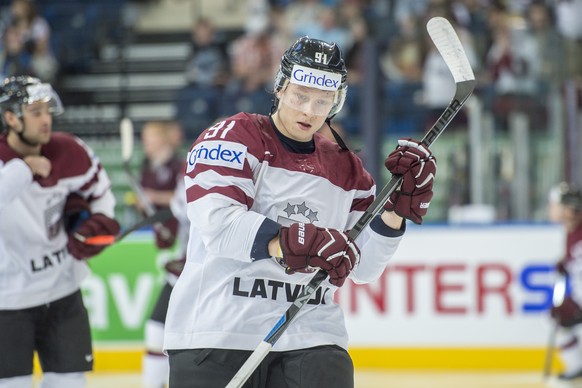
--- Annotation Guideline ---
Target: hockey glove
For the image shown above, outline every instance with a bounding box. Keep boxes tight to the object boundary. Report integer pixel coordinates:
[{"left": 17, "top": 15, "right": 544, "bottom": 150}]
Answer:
[
  {"left": 279, "top": 223, "right": 360, "bottom": 287},
  {"left": 67, "top": 214, "right": 120, "bottom": 260},
  {"left": 154, "top": 216, "right": 178, "bottom": 249},
  {"left": 384, "top": 138, "right": 437, "bottom": 224},
  {"left": 63, "top": 193, "right": 91, "bottom": 233},
  {"left": 551, "top": 296, "right": 582, "bottom": 328},
  {"left": 164, "top": 256, "right": 187, "bottom": 277}
]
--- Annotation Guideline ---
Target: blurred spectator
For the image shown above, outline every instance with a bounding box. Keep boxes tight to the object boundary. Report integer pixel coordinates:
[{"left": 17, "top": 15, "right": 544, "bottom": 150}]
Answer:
[
  {"left": 138, "top": 120, "right": 185, "bottom": 388},
  {"left": 283, "top": 0, "right": 325, "bottom": 39},
  {"left": 522, "top": 1, "right": 565, "bottom": 90},
  {"left": 295, "top": 6, "right": 353, "bottom": 51},
  {"left": 552, "top": 0, "right": 582, "bottom": 83},
  {"left": 379, "top": 14, "right": 426, "bottom": 135},
  {"left": 364, "top": 0, "right": 428, "bottom": 41},
  {"left": 485, "top": 4, "right": 538, "bottom": 95},
  {"left": 184, "top": 18, "right": 229, "bottom": 88},
  {"left": 380, "top": 15, "right": 424, "bottom": 83},
  {"left": 138, "top": 121, "right": 184, "bottom": 220},
  {"left": 220, "top": 16, "right": 285, "bottom": 116},
  {"left": 0, "top": 25, "right": 31, "bottom": 78},
  {"left": 175, "top": 18, "right": 228, "bottom": 140},
  {"left": 453, "top": 0, "right": 493, "bottom": 65},
  {"left": 421, "top": 2, "right": 478, "bottom": 129},
  {"left": 340, "top": 11, "right": 371, "bottom": 136},
  {"left": 9, "top": 0, "right": 58, "bottom": 82},
  {"left": 482, "top": 1, "right": 542, "bottom": 126},
  {"left": 420, "top": 1, "right": 478, "bottom": 208}
]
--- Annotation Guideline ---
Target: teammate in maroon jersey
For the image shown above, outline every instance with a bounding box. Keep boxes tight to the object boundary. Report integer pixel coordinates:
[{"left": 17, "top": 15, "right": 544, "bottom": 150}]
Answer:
[
  {"left": 550, "top": 183, "right": 582, "bottom": 381},
  {"left": 164, "top": 37, "right": 437, "bottom": 388},
  {"left": 0, "top": 76, "right": 119, "bottom": 387},
  {"left": 137, "top": 120, "right": 186, "bottom": 388}
]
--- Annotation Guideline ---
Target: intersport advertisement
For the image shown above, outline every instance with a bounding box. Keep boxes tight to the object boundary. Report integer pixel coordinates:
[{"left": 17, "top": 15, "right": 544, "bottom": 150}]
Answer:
[{"left": 82, "top": 224, "right": 563, "bottom": 357}]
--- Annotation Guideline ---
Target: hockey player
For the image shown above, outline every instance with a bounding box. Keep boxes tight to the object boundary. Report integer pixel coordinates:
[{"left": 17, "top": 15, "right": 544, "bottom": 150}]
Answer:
[
  {"left": 142, "top": 182, "right": 189, "bottom": 388},
  {"left": 138, "top": 122, "right": 187, "bottom": 388},
  {"left": 0, "top": 76, "right": 119, "bottom": 388},
  {"left": 163, "top": 36, "right": 437, "bottom": 388},
  {"left": 550, "top": 183, "right": 582, "bottom": 381}
]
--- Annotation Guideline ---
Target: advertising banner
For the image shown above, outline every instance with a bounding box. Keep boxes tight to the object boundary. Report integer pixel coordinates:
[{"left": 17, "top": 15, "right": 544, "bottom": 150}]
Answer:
[{"left": 84, "top": 225, "right": 563, "bottom": 346}]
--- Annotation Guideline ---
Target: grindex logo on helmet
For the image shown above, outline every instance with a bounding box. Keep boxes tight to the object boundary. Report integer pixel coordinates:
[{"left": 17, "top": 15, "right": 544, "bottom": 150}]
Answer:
[{"left": 290, "top": 65, "right": 341, "bottom": 91}]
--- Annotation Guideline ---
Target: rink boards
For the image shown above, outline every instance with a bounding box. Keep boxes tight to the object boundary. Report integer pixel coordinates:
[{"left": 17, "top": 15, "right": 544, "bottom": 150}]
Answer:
[{"left": 83, "top": 224, "right": 564, "bottom": 371}]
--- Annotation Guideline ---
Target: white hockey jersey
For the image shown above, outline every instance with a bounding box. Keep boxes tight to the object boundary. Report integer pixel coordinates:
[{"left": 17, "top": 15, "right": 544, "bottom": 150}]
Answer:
[
  {"left": 164, "top": 113, "right": 403, "bottom": 352},
  {"left": 0, "top": 132, "right": 116, "bottom": 309}
]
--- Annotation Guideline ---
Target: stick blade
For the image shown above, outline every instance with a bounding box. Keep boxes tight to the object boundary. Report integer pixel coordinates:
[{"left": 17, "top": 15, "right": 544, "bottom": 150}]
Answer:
[
  {"left": 120, "top": 117, "right": 134, "bottom": 162},
  {"left": 81, "top": 235, "right": 116, "bottom": 246},
  {"left": 426, "top": 17, "right": 475, "bottom": 83}
]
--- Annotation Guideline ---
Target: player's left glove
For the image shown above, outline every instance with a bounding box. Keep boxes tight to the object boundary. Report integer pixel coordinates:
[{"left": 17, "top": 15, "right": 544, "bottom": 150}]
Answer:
[
  {"left": 384, "top": 138, "right": 437, "bottom": 224},
  {"left": 63, "top": 193, "right": 91, "bottom": 233},
  {"left": 279, "top": 223, "right": 360, "bottom": 287},
  {"left": 67, "top": 214, "right": 120, "bottom": 260}
]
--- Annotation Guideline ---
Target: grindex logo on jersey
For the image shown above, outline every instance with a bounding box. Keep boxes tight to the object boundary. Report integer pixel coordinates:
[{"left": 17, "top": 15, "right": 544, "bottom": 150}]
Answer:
[{"left": 187, "top": 140, "right": 247, "bottom": 172}]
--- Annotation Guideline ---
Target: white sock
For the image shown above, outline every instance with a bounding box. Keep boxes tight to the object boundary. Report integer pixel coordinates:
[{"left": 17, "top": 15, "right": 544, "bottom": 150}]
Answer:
[
  {"left": 39, "top": 372, "right": 86, "bottom": 388},
  {"left": 0, "top": 375, "right": 33, "bottom": 388},
  {"left": 142, "top": 353, "right": 169, "bottom": 388}
]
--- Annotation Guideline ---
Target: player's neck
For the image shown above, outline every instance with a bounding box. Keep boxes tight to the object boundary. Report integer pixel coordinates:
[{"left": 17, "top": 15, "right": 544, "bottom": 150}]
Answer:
[
  {"left": 148, "top": 147, "right": 173, "bottom": 167},
  {"left": 7, "top": 131, "right": 41, "bottom": 156}
]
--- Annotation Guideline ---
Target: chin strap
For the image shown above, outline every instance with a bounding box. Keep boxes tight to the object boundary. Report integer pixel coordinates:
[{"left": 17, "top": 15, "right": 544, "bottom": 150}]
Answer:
[
  {"left": 16, "top": 124, "right": 38, "bottom": 147},
  {"left": 325, "top": 118, "right": 349, "bottom": 151}
]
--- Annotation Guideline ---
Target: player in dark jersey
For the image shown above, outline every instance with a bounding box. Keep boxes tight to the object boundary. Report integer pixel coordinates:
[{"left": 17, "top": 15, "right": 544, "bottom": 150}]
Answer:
[
  {"left": 549, "top": 183, "right": 582, "bottom": 381},
  {"left": 164, "top": 36, "right": 437, "bottom": 388},
  {"left": 0, "top": 76, "right": 119, "bottom": 387}
]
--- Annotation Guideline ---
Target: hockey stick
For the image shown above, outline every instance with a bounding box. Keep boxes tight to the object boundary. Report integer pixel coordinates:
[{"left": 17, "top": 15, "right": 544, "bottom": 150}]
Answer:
[
  {"left": 120, "top": 117, "right": 173, "bottom": 241},
  {"left": 74, "top": 208, "right": 174, "bottom": 246},
  {"left": 225, "top": 17, "right": 476, "bottom": 388},
  {"left": 543, "top": 272, "right": 567, "bottom": 380}
]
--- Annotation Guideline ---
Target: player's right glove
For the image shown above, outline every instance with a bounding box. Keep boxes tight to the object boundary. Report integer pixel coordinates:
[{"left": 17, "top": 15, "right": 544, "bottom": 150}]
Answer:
[
  {"left": 67, "top": 214, "right": 120, "bottom": 260},
  {"left": 551, "top": 296, "right": 582, "bottom": 328},
  {"left": 384, "top": 138, "right": 437, "bottom": 224},
  {"left": 154, "top": 217, "right": 178, "bottom": 249},
  {"left": 278, "top": 223, "right": 360, "bottom": 287}
]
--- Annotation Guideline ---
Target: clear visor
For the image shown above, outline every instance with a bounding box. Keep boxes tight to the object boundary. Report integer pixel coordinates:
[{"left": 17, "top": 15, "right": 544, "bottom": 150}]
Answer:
[
  {"left": 279, "top": 84, "right": 337, "bottom": 117},
  {"left": 22, "top": 83, "right": 64, "bottom": 116}
]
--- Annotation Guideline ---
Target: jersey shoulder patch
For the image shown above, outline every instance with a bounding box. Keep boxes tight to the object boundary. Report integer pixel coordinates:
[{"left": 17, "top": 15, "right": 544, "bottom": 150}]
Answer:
[
  {"left": 186, "top": 113, "right": 269, "bottom": 174},
  {"left": 187, "top": 139, "right": 247, "bottom": 172}
]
